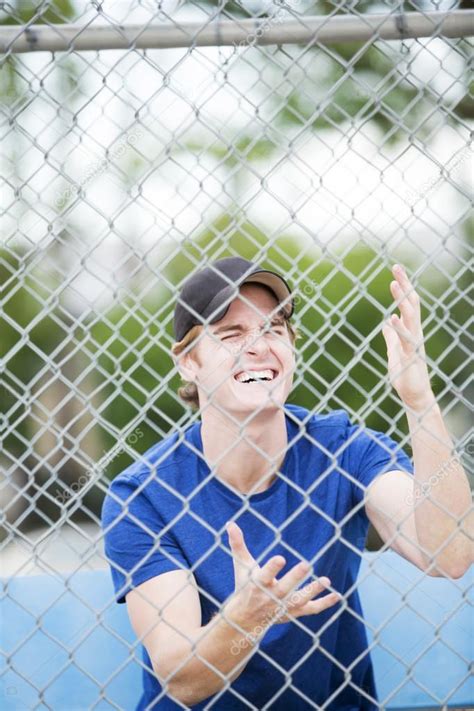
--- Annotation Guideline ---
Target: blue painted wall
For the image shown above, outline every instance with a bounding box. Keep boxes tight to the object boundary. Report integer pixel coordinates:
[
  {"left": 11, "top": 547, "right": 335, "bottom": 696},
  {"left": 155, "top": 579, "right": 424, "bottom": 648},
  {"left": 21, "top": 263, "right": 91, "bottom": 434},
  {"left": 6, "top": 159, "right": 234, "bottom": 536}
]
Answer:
[{"left": 1, "top": 552, "right": 472, "bottom": 710}]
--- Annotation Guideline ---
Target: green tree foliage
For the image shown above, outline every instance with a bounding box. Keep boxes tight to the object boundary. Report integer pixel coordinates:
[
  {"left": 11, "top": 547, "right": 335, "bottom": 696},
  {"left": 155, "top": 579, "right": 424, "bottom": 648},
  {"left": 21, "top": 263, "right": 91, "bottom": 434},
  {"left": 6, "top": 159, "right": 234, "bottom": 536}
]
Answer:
[
  {"left": 1, "top": 225, "right": 470, "bottom": 521},
  {"left": 0, "top": 0, "right": 75, "bottom": 25},
  {"left": 0, "top": 247, "right": 71, "bottom": 451}
]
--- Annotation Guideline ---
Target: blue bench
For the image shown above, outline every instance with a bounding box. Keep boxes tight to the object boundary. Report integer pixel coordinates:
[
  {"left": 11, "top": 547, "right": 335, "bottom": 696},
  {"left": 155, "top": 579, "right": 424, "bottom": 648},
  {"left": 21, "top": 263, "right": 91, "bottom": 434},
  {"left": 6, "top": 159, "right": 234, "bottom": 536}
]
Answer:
[{"left": 1, "top": 552, "right": 472, "bottom": 710}]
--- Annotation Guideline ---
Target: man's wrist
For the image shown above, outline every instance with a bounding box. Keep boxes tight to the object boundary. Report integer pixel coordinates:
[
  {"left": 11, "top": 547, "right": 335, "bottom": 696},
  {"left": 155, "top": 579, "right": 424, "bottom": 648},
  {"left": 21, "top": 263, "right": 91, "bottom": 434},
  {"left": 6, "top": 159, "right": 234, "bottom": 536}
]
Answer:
[
  {"left": 220, "top": 598, "right": 270, "bottom": 643},
  {"left": 221, "top": 597, "right": 254, "bottom": 635},
  {"left": 403, "top": 392, "right": 438, "bottom": 417}
]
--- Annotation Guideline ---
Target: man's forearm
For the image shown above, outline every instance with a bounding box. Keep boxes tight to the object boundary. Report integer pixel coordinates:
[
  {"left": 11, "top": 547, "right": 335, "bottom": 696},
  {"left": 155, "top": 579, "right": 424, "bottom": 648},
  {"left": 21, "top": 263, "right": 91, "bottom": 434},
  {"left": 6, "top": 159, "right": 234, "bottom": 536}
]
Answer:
[
  {"left": 406, "top": 397, "right": 473, "bottom": 577},
  {"left": 153, "top": 606, "right": 264, "bottom": 705}
]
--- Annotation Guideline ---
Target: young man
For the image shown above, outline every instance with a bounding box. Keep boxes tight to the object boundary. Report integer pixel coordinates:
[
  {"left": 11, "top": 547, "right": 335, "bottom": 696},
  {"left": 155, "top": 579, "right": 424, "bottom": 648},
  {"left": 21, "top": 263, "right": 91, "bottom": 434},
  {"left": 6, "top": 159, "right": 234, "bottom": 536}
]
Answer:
[{"left": 101, "top": 256, "right": 472, "bottom": 710}]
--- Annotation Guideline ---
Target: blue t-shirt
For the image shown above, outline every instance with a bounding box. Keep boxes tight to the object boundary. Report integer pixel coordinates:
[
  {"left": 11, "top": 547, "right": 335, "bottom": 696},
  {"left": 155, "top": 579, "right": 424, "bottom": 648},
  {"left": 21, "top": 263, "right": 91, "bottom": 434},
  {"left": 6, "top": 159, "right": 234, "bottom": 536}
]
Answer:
[{"left": 101, "top": 404, "right": 413, "bottom": 710}]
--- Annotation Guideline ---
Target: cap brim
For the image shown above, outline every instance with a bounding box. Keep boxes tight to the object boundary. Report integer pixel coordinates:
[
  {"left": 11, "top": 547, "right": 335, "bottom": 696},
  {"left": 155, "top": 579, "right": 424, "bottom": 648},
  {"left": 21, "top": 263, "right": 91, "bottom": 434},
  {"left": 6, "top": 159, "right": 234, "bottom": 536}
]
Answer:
[
  {"left": 242, "top": 271, "right": 294, "bottom": 318},
  {"left": 201, "top": 270, "right": 294, "bottom": 329}
]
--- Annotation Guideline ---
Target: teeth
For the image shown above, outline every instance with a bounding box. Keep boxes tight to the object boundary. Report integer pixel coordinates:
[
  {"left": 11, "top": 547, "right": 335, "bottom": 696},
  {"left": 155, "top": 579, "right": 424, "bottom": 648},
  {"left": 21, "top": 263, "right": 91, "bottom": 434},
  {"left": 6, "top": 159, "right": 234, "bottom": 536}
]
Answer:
[{"left": 235, "top": 369, "right": 275, "bottom": 383}]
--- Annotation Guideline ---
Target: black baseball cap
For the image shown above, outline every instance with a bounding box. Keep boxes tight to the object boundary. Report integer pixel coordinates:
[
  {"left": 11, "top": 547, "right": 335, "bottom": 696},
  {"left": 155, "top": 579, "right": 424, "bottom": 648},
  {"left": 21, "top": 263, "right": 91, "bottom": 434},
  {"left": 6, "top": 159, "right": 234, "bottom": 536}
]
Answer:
[{"left": 173, "top": 256, "right": 294, "bottom": 341}]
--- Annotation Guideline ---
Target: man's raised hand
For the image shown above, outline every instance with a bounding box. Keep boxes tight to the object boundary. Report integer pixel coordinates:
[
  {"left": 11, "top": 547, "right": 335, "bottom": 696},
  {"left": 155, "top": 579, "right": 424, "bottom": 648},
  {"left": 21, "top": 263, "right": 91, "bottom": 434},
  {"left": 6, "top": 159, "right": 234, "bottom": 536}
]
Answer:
[
  {"left": 382, "top": 264, "right": 434, "bottom": 412},
  {"left": 224, "top": 521, "right": 340, "bottom": 634}
]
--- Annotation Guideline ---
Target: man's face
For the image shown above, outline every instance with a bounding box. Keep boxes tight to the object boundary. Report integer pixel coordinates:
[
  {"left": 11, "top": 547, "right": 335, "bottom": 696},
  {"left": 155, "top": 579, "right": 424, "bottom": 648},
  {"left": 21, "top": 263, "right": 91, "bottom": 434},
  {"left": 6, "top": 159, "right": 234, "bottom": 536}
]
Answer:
[{"left": 185, "top": 283, "right": 296, "bottom": 416}]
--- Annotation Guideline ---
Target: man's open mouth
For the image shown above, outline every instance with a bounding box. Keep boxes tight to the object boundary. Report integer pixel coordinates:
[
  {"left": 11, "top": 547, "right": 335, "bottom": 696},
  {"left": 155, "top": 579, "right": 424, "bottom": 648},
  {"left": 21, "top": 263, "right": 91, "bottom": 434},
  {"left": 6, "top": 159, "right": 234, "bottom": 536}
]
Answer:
[{"left": 233, "top": 369, "right": 278, "bottom": 384}]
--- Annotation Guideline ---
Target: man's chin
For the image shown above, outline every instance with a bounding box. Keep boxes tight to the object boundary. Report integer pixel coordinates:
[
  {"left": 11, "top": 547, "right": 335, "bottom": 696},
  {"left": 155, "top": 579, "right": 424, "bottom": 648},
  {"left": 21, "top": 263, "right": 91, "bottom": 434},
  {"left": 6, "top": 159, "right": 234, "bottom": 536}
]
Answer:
[
  {"left": 200, "top": 381, "right": 290, "bottom": 416},
  {"left": 228, "top": 387, "right": 287, "bottom": 415}
]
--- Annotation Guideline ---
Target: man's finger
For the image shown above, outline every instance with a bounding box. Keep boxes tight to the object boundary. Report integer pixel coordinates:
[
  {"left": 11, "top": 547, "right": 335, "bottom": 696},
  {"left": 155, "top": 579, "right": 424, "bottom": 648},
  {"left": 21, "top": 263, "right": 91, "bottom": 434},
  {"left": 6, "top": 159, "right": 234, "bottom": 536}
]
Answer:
[
  {"left": 392, "top": 264, "right": 420, "bottom": 308},
  {"left": 382, "top": 323, "right": 400, "bottom": 355},
  {"left": 276, "top": 560, "right": 311, "bottom": 597},
  {"left": 390, "top": 314, "right": 418, "bottom": 352},
  {"left": 285, "top": 576, "right": 331, "bottom": 608},
  {"left": 258, "top": 555, "right": 287, "bottom": 586},
  {"left": 390, "top": 280, "right": 418, "bottom": 329},
  {"left": 226, "top": 521, "right": 255, "bottom": 571},
  {"left": 292, "top": 590, "right": 342, "bottom": 618}
]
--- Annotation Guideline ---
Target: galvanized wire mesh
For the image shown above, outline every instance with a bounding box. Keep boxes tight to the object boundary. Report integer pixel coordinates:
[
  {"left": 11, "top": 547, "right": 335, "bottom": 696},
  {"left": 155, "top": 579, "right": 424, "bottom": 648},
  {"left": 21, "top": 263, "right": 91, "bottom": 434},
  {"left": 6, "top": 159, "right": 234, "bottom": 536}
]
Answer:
[{"left": 0, "top": 0, "right": 473, "bottom": 709}]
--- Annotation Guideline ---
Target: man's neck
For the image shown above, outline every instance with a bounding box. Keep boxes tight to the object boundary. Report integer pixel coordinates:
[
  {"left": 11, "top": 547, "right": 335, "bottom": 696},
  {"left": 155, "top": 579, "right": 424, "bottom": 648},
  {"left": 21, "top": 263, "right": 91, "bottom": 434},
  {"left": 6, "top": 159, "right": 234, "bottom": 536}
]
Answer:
[{"left": 200, "top": 407, "right": 288, "bottom": 495}]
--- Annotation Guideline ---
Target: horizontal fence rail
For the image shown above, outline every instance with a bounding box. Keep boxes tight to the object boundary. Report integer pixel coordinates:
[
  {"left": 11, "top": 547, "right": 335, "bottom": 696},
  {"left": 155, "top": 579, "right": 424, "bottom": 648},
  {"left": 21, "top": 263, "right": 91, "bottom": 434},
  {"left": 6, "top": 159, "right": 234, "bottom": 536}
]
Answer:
[{"left": 0, "top": 10, "right": 473, "bottom": 53}]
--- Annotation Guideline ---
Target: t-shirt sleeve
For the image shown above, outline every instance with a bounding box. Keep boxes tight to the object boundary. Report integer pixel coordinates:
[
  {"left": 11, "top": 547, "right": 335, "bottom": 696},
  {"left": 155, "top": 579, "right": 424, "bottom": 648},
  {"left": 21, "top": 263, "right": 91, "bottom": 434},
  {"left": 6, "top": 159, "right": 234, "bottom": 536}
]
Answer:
[
  {"left": 101, "top": 474, "right": 189, "bottom": 604},
  {"left": 344, "top": 423, "right": 414, "bottom": 507}
]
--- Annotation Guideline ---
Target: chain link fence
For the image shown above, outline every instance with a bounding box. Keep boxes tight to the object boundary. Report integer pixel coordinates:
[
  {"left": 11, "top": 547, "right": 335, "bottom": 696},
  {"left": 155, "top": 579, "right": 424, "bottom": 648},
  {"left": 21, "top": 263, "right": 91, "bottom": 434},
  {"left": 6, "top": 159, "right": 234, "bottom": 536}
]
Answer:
[{"left": 1, "top": 0, "right": 473, "bottom": 709}]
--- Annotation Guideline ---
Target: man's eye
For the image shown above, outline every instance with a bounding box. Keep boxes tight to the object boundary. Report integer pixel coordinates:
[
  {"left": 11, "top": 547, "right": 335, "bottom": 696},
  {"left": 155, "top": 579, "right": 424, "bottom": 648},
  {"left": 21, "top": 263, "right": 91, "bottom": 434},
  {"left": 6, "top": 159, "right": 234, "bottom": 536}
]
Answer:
[{"left": 221, "top": 334, "right": 239, "bottom": 341}]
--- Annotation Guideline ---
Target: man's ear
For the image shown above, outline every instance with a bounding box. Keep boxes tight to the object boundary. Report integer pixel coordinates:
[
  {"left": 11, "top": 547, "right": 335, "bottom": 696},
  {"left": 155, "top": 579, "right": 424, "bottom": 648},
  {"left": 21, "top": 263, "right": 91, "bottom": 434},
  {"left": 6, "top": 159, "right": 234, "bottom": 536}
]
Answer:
[{"left": 174, "top": 350, "right": 199, "bottom": 383}]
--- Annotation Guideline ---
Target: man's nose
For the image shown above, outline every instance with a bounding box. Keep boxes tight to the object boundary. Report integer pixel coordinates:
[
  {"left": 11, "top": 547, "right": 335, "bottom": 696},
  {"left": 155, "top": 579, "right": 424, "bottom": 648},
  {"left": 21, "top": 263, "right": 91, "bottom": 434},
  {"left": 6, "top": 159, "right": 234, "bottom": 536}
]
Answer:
[{"left": 245, "top": 330, "right": 270, "bottom": 356}]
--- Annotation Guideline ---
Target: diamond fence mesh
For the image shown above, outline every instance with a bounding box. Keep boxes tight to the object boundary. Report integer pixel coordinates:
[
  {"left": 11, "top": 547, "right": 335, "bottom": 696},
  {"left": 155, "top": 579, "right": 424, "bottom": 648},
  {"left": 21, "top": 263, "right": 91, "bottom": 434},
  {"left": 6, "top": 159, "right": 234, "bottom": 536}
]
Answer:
[{"left": 0, "top": 0, "right": 473, "bottom": 709}]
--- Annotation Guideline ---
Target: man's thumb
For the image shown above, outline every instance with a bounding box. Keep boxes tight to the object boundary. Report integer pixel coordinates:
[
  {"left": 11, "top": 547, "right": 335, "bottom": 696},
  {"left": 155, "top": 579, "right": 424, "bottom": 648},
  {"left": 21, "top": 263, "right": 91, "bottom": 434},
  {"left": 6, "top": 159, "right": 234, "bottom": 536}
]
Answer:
[{"left": 227, "top": 521, "right": 254, "bottom": 571}]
